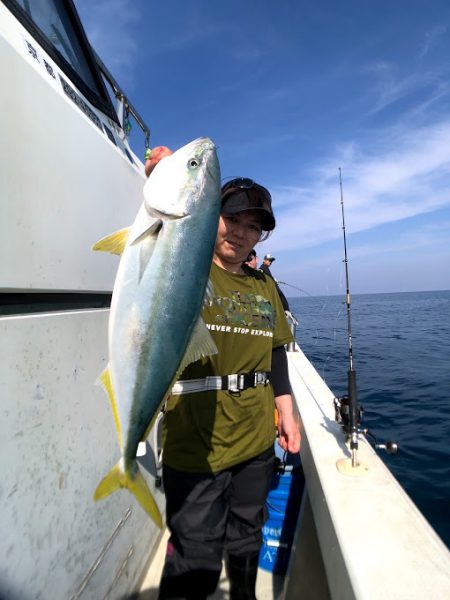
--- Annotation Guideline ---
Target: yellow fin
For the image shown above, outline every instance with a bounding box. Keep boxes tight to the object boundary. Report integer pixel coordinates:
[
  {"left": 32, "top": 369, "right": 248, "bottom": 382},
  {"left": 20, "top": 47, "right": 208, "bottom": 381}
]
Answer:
[
  {"left": 99, "top": 367, "right": 122, "bottom": 450},
  {"left": 92, "top": 227, "right": 130, "bottom": 255},
  {"left": 93, "top": 462, "right": 163, "bottom": 529}
]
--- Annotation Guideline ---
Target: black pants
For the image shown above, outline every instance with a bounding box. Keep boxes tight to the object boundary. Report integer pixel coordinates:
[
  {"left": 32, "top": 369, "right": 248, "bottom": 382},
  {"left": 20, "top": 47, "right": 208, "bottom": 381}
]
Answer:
[{"left": 158, "top": 446, "right": 275, "bottom": 599}]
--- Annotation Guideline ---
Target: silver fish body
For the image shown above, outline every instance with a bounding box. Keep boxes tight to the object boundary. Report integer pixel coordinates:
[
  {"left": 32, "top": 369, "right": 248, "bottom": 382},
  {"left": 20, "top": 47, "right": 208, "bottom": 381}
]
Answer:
[{"left": 93, "top": 137, "right": 221, "bottom": 526}]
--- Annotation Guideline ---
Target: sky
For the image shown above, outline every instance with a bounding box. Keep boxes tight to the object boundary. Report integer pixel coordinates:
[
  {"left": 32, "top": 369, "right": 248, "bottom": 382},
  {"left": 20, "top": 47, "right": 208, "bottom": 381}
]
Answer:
[{"left": 74, "top": 0, "right": 450, "bottom": 297}]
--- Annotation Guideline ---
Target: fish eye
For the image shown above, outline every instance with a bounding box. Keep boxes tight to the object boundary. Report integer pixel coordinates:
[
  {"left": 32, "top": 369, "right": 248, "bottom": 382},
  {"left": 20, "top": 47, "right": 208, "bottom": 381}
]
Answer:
[{"left": 188, "top": 157, "right": 201, "bottom": 169}]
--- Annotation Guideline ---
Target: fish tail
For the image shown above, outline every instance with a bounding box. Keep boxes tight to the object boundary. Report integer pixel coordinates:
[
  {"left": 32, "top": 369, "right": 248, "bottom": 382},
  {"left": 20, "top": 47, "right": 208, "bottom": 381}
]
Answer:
[{"left": 93, "top": 461, "right": 163, "bottom": 529}]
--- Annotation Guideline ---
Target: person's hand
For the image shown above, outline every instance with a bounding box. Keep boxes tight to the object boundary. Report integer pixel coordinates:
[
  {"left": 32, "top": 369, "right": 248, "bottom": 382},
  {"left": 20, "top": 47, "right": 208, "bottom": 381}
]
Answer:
[
  {"left": 285, "top": 310, "right": 299, "bottom": 326},
  {"left": 144, "top": 146, "right": 173, "bottom": 177},
  {"left": 275, "top": 394, "right": 301, "bottom": 454}
]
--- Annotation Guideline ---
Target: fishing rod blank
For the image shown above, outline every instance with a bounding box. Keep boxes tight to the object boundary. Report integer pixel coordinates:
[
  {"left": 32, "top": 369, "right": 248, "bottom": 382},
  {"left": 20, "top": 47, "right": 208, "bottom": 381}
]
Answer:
[{"left": 339, "top": 168, "right": 359, "bottom": 468}]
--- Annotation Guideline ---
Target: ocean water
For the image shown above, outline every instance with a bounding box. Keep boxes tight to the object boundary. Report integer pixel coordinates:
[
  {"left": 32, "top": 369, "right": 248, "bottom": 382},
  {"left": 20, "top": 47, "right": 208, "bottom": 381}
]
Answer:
[{"left": 288, "top": 290, "right": 450, "bottom": 549}]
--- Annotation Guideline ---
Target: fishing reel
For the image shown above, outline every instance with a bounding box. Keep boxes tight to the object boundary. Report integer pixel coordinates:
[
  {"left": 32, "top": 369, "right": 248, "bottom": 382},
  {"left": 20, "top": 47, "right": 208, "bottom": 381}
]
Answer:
[
  {"left": 334, "top": 395, "right": 398, "bottom": 455},
  {"left": 334, "top": 394, "right": 363, "bottom": 431},
  {"left": 362, "top": 428, "right": 398, "bottom": 455}
]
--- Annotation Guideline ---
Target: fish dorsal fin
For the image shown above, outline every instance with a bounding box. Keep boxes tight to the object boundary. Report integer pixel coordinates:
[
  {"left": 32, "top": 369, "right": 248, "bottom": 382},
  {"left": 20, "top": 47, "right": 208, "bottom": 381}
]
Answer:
[
  {"left": 98, "top": 366, "right": 123, "bottom": 450},
  {"left": 177, "top": 316, "right": 218, "bottom": 376},
  {"left": 92, "top": 228, "right": 130, "bottom": 255}
]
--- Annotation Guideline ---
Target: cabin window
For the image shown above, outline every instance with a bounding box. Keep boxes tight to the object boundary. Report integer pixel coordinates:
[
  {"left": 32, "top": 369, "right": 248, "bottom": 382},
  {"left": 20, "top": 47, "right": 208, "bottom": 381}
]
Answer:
[
  {"left": 4, "top": 0, "right": 118, "bottom": 123},
  {"left": 16, "top": 0, "right": 99, "bottom": 93}
]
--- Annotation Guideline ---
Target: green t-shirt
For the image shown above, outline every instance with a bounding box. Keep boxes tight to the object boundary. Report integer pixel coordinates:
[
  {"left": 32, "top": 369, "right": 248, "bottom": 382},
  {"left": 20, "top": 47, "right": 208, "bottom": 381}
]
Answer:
[{"left": 162, "top": 262, "right": 294, "bottom": 473}]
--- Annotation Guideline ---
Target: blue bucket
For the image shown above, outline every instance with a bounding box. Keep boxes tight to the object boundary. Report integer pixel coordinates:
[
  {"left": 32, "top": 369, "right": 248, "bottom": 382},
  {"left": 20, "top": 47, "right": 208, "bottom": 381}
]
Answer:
[{"left": 259, "top": 451, "right": 304, "bottom": 575}]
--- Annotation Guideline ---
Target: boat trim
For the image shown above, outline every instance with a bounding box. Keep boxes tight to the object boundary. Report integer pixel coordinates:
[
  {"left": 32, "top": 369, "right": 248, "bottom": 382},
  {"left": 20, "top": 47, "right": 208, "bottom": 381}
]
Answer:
[
  {"left": 0, "top": 292, "right": 112, "bottom": 316},
  {"left": 2, "top": 0, "right": 118, "bottom": 123}
]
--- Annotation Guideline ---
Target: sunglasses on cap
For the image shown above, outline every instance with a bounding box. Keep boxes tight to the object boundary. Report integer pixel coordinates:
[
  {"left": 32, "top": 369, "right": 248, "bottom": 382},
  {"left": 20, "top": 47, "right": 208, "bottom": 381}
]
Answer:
[
  {"left": 221, "top": 178, "right": 275, "bottom": 231},
  {"left": 222, "top": 177, "right": 272, "bottom": 198}
]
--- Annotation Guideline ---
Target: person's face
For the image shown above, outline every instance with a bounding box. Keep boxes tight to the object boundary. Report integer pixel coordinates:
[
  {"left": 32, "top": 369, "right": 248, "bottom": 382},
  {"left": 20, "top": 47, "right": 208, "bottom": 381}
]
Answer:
[{"left": 214, "top": 211, "right": 262, "bottom": 267}]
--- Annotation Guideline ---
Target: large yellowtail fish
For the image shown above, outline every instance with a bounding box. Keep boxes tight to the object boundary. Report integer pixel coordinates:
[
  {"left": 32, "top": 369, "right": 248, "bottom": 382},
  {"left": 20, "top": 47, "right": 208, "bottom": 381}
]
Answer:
[{"left": 92, "top": 137, "right": 221, "bottom": 527}]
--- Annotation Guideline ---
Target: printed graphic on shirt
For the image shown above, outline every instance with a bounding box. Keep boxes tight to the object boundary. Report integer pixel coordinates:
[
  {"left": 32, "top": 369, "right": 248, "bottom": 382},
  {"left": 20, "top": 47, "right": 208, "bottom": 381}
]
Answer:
[{"left": 207, "top": 290, "right": 275, "bottom": 330}]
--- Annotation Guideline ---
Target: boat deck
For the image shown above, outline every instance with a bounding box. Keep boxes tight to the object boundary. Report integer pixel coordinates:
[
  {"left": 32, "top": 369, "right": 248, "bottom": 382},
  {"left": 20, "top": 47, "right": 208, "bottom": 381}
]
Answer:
[{"left": 137, "top": 527, "right": 285, "bottom": 599}]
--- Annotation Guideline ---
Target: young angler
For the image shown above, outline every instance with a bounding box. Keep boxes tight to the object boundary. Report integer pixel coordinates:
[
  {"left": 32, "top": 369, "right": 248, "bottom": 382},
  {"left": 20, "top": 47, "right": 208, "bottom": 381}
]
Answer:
[{"left": 146, "top": 149, "right": 301, "bottom": 600}]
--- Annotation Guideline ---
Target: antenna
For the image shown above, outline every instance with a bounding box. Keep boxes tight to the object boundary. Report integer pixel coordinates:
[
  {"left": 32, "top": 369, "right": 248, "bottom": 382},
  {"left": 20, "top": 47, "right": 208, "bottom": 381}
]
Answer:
[{"left": 339, "top": 168, "right": 359, "bottom": 467}]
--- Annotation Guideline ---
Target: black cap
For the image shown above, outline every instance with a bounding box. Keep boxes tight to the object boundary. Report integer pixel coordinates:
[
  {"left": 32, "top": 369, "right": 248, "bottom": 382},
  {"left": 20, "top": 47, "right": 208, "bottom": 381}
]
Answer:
[{"left": 221, "top": 178, "right": 276, "bottom": 231}]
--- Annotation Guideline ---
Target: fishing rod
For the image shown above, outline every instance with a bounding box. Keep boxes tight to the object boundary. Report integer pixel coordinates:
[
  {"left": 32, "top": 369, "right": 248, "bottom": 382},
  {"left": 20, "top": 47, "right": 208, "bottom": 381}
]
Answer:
[
  {"left": 338, "top": 168, "right": 360, "bottom": 467},
  {"left": 334, "top": 170, "right": 398, "bottom": 463},
  {"left": 277, "top": 281, "right": 314, "bottom": 297}
]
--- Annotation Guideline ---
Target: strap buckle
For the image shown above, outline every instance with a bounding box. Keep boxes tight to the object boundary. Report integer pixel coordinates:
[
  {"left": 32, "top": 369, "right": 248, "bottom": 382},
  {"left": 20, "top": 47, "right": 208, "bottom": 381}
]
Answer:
[
  {"left": 227, "top": 372, "right": 270, "bottom": 393},
  {"left": 227, "top": 374, "right": 241, "bottom": 393},
  {"left": 172, "top": 371, "right": 271, "bottom": 396},
  {"left": 254, "top": 371, "right": 270, "bottom": 386}
]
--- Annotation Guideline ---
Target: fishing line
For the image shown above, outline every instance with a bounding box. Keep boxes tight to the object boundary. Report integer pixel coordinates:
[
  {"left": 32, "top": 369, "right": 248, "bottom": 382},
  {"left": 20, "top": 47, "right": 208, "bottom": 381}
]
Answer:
[
  {"left": 282, "top": 275, "right": 342, "bottom": 382},
  {"left": 314, "top": 202, "right": 357, "bottom": 384},
  {"left": 277, "top": 280, "right": 328, "bottom": 356},
  {"left": 277, "top": 281, "right": 314, "bottom": 297}
]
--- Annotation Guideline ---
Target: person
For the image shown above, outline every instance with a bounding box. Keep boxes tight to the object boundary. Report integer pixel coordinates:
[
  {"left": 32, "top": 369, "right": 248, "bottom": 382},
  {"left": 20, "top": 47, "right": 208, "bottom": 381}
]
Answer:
[
  {"left": 244, "top": 248, "right": 258, "bottom": 269},
  {"left": 145, "top": 148, "right": 301, "bottom": 600},
  {"left": 260, "top": 254, "right": 276, "bottom": 278},
  {"left": 259, "top": 254, "right": 298, "bottom": 324}
]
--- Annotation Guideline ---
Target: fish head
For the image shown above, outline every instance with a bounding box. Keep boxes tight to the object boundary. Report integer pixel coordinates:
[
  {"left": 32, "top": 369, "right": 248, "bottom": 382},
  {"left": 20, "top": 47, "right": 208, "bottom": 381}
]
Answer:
[{"left": 143, "top": 137, "right": 221, "bottom": 220}]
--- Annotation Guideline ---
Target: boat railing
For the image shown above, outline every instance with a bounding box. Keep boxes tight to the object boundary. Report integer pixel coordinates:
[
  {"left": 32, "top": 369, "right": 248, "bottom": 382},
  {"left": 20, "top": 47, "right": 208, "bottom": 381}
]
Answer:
[
  {"left": 94, "top": 49, "right": 151, "bottom": 152},
  {"left": 286, "top": 316, "right": 298, "bottom": 352}
]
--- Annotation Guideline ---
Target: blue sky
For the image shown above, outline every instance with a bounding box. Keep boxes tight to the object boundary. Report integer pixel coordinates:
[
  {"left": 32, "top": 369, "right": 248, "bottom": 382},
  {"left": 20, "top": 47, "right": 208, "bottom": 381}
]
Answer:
[{"left": 75, "top": 0, "right": 450, "bottom": 296}]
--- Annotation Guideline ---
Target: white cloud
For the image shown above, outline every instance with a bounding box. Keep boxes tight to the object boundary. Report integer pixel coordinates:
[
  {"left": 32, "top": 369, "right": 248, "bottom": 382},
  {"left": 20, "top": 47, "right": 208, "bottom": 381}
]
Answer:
[
  {"left": 268, "top": 119, "right": 450, "bottom": 254},
  {"left": 365, "top": 62, "right": 436, "bottom": 115},
  {"left": 419, "top": 25, "right": 447, "bottom": 61},
  {"left": 364, "top": 27, "right": 450, "bottom": 116},
  {"left": 74, "top": 0, "right": 140, "bottom": 88},
  {"left": 344, "top": 219, "right": 450, "bottom": 260}
]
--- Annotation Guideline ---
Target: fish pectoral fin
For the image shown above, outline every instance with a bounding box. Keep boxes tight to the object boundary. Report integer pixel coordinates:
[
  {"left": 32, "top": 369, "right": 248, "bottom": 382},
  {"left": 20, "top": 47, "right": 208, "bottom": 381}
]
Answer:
[
  {"left": 178, "top": 316, "right": 218, "bottom": 375},
  {"left": 98, "top": 367, "right": 123, "bottom": 451},
  {"left": 138, "top": 225, "right": 160, "bottom": 281},
  {"left": 93, "top": 462, "right": 163, "bottom": 529},
  {"left": 203, "top": 278, "right": 215, "bottom": 306},
  {"left": 129, "top": 217, "right": 162, "bottom": 246},
  {"left": 147, "top": 205, "right": 187, "bottom": 220},
  {"left": 92, "top": 227, "right": 131, "bottom": 255}
]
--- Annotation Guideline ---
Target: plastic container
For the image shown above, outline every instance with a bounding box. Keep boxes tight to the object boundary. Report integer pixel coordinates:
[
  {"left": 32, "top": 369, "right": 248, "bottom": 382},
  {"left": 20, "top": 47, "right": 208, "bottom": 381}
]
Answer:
[{"left": 259, "top": 450, "right": 304, "bottom": 575}]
